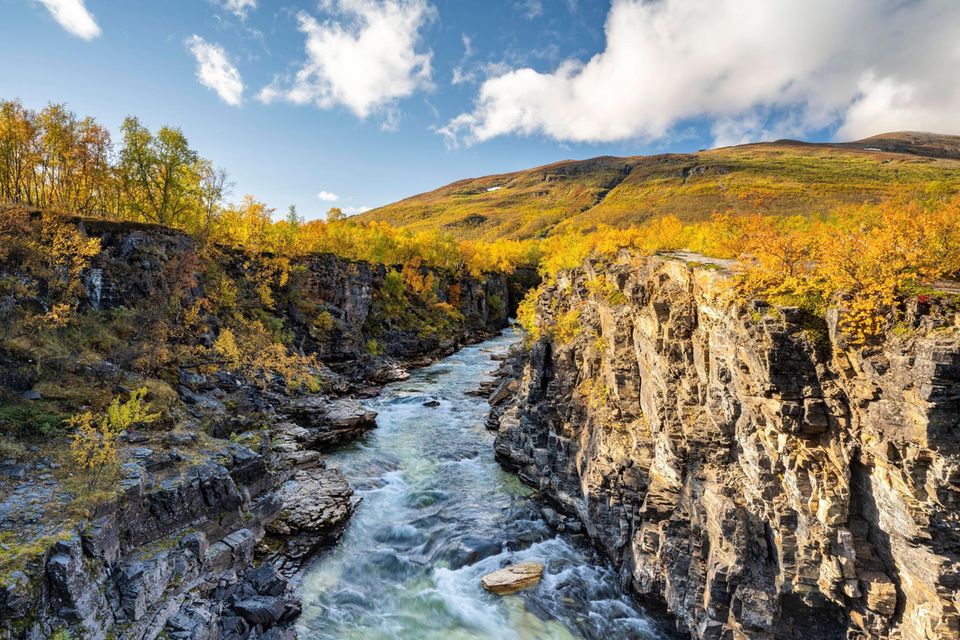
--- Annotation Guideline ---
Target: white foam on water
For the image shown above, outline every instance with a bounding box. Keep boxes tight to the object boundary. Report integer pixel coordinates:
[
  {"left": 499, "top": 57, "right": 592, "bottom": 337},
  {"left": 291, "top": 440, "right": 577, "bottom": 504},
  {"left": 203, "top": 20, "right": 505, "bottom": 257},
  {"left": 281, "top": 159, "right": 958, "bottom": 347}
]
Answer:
[{"left": 297, "top": 330, "right": 668, "bottom": 640}]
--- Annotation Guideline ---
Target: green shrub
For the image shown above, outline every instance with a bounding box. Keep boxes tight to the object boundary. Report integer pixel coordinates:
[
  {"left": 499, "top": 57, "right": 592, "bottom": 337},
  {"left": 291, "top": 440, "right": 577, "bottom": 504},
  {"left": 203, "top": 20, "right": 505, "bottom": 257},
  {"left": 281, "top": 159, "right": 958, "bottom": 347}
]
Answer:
[
  {"left": 0, "top": 403, "right": 67, "bottom": 440},
  {"left": 366, "top": 338, "right": 385, "bottom": 356},
  {"left": 488, "top": 294, "right": 505, "bottom": 317}
]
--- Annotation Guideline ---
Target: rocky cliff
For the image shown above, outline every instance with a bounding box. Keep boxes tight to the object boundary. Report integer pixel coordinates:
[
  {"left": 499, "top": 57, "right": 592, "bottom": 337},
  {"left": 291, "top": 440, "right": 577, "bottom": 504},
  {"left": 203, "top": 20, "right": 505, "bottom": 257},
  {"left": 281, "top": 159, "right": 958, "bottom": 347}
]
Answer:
[
  {"left": 77, "top": 218, "right": 512, "bottom": 370},
  {"left": 492, "top": 254, "right": 959, "bottom": 639},
  {"left": 0, "top": 218, "right": 515, "bottom": 640}
]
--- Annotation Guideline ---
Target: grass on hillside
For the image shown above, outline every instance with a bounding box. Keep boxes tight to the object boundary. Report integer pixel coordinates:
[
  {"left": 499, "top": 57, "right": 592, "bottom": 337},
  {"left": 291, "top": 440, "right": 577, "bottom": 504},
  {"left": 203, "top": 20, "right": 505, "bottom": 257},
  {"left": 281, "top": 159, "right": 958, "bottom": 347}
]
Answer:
[{"left": 360, "top": 138, "right": 960, "bottom": 241}]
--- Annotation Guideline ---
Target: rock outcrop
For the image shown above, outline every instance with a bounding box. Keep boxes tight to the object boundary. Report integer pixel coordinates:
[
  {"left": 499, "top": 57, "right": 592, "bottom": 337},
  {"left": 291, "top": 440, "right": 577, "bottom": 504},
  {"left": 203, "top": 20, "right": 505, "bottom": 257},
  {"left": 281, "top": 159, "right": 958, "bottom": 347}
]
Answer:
[
  {"left": 492, "top": 254, "right": 960, "bottom": 640},
  {"left": 77, "top": 218, "right": 513, "bottom": 372},
  {"left": 0, "top": 396, "right": 365, "bottom": 640}
]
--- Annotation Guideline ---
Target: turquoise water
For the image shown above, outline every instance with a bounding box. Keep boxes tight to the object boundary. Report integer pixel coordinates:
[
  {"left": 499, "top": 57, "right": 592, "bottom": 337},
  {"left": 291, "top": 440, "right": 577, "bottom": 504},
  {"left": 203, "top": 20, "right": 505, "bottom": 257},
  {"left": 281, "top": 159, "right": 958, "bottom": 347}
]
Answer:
[{"left": 296, "top": 331, "right": 665, "bottom": 640}]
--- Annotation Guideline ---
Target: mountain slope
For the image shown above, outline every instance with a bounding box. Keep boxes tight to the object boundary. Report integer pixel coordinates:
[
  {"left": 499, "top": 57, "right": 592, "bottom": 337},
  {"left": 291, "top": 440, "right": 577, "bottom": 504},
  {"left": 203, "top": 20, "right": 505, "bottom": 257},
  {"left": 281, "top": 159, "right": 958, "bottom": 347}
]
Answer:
[{"left": 360, "top": 133, "right": 960, "bottom": 240}]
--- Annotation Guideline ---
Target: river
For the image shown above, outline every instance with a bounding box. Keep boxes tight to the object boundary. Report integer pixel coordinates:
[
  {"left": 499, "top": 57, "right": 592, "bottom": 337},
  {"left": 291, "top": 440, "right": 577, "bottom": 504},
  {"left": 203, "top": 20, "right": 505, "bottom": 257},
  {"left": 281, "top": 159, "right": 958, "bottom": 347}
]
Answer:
[{"left": 296, "top": 330, "right": 667, "bottom": 640}]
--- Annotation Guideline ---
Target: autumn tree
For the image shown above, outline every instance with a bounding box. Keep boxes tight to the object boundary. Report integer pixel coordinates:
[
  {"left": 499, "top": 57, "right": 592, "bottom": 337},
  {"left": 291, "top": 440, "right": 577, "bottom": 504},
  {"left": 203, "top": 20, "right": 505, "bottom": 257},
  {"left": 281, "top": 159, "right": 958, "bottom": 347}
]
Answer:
[
  {"left": 0, "top": 100, "right": 112, "bottom": 213},
  {"left": 116, "top": 117, "right": 201, "bottom": 227},
  {"left": 196, "top": 160, "right": 231, "bottom": 239},
  {"left": 0, "top": 208, "right": 101, "bottom": 344},
  {"left": 215, "top": 195, "right": 277, "bottom": 251},
  {"left": 213, "top": 323, "right": 321, "bottom": 393}
]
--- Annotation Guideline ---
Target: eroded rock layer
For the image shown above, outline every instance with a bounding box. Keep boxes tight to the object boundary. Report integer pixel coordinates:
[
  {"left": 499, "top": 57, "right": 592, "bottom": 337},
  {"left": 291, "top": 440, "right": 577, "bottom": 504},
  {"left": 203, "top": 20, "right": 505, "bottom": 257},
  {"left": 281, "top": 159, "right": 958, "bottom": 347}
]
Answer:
[{"left": 493, "top": 255, "right": 960, "bottom": 640}]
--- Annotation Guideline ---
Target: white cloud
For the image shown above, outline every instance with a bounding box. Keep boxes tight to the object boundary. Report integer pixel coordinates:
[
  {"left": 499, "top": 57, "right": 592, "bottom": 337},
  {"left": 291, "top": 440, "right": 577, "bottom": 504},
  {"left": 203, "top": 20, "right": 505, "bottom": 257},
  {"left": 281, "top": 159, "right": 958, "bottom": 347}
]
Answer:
[
  {"left": 36, "top": 0, "right": 101, "bottom": 40},
  {"left": 221, "top": 0, "right": 257, "bottom": 19},
  {"left": 344, "top": 205, "right": 372, "bottom": 215},
  {"left": 441, "top": 0, "right": 960, "bottom": 147},
  {"left": 258, "top": 0, "right": 436, "bottom": 121},
  {"left": 186, "top": 36, "right": 244, "bottom": 107},
  {"left": 516, "top": 0, "right": 543, "bottom": 19},
  {"left": 451, "top": 67, "right": 473, "bottom": 86},
  {"left": 318, "top": 190, "right": 340, "bottom": 201},
  {"left": 452, "top": 33, "right": 476, "bottom": 85},
  {"left": 461, "top": 33, "right": 474, "bottom": 59}
]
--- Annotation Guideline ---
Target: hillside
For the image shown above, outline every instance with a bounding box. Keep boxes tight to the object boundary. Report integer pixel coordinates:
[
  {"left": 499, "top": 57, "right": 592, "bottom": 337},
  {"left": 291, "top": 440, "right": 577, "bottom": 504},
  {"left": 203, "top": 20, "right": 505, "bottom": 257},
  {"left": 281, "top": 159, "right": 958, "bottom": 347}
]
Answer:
[{"left": 360, "top": 132, "right": 960, "bottom": 240}]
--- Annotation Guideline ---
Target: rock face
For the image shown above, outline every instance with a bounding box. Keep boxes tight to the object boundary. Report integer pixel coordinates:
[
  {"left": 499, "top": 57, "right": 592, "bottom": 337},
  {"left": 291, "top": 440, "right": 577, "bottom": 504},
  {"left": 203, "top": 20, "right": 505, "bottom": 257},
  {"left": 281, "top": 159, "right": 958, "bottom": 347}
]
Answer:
[
  {"left": 0, "top": 391, "right": 374, "bottom": 640},
  {"left": 481, "top": 562, "right": 545, "bottom": 595},
  {"left": 266, "top": 468, "right": 359, "bottom": 573},
  {"left": 493, "top": 255, "right": 960, "bottom": 640},
  {"left": 78, "top": 219, "right": 514, "bottom": 371},
  {"left": 0, "top": 219, "right": 518, "bottom": 640},
  {"left": 0, "top": 416, "right": 356, "bottom": 640}
]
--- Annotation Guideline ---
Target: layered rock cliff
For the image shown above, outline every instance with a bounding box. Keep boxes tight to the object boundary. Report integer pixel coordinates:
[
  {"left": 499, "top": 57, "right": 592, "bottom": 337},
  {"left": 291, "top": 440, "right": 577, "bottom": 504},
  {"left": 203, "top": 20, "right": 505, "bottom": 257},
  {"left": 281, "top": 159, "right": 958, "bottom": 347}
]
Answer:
[
  {"left": 77, "top": 218, "right": 512, "bottom": 370},
  {"left": 492, "top": 254, "right": 959, "bottom": 639},
  {"left": 0, "top": 218, "right": 515, "bottom": 640}
]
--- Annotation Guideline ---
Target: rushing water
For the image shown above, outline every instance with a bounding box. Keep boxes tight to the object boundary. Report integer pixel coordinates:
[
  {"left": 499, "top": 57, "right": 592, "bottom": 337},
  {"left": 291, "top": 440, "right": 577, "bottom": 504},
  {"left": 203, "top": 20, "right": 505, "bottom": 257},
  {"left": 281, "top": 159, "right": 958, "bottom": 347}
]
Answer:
[{"left": 297, "top": 330, "right": 666, "bottom": 640}]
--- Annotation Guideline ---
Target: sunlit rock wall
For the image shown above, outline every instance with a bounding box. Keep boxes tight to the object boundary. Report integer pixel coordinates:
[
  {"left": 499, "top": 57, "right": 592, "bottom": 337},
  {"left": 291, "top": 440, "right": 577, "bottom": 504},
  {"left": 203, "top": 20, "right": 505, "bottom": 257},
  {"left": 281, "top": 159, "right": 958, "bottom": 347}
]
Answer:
[{"left": 495, "top": 254, "right": 959, "bottom": 640}]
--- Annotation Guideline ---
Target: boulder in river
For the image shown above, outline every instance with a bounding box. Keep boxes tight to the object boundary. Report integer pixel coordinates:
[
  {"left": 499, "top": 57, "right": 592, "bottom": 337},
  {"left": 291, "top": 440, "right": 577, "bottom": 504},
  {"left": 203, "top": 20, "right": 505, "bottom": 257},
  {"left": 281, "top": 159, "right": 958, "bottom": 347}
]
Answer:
[{"left": 480, "top": 562, "right": 544, "bottom": 595}]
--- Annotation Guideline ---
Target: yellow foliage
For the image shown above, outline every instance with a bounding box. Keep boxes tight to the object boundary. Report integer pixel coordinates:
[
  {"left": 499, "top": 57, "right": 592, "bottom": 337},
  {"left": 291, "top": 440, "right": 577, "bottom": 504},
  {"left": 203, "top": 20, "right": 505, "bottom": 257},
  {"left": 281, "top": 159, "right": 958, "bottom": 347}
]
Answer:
[
  {"left": 537, "top": 216, "right": 687, "bottom": 281},
  {"left": 516, "top": 289, "right": 542, "bottom": 346},
  {"left": 401, "top": 260, "right": 438, "bottom": 303},
  {"left": 523, "top": 198, "right": 960, "bottom": 347},
  {"left": 69, "top": 387, "right": 159, "bottom": 488},
  {"left": 585, "top": 274, "right": 626, "bottom": 305},
  {"left": 0, "top": 208, "right": 101, "bottom": 341},
  {"left": 553, "top": 307, "right": 582, "bottom": 345},
  {"left": 214, "top": 322, "right": 320, "bottom": 392},
  {"left": 724, "top": 197, "right": 960, "bottom": 343},
  {"left": 578, "top": 377, "right": 610, "bottom": 412},
  {"left": 213, "top": 328, "right": 242, "bottom": 368}
]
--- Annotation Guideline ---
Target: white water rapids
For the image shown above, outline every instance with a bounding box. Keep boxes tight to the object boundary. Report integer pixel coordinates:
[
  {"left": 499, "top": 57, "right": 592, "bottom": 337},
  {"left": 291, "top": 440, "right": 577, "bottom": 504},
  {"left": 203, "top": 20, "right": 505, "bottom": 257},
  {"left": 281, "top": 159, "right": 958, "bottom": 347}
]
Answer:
[{"left": 296, "top": 330, "right": 668, "bottom": 640}]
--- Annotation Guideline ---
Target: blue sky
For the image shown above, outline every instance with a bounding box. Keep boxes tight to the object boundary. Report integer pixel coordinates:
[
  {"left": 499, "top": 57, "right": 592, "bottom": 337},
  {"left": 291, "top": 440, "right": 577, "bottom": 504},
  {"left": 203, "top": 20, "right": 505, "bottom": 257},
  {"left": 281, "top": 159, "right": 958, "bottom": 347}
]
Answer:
[{"left": 3, "top": 1, "right": 959, "bottom": 219}]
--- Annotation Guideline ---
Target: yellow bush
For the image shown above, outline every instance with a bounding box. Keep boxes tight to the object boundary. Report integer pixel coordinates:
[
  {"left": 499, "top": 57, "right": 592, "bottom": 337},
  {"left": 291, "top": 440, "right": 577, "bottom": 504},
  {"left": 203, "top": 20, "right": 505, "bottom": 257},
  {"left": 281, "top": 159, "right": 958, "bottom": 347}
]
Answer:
[
  {"left": 70, "top": 387, "right": 159, "bottom": 489},
  {"left": 516, "top": 288, "right": 542, "bottom": 346},
  {"left": 724, "top": 197, "right": 960, "bottom": 343},
  {"left": 585, "top": 274, "right": 626, "bottom": 305},
  {"left": 553, "top": 307, "right": 582, "bottom": 345}
]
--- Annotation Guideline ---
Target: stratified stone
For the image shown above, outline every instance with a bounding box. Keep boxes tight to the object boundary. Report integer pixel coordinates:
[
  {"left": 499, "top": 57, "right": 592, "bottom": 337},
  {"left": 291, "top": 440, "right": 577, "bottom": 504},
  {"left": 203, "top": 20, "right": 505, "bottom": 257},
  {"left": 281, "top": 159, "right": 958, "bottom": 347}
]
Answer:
[
  {"left": 492, "top": 253, "right": 960, "bottom": 640},
  {"left": 265, "top": 468, "right": 359, "bottom": 571}
]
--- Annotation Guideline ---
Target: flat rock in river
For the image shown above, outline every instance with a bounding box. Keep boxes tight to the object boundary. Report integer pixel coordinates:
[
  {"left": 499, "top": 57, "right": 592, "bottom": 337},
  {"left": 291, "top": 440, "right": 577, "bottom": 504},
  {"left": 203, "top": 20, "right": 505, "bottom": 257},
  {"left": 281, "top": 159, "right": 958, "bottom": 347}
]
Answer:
[{"left": 481, "top": 562, "right": 544, "bottom": 595}]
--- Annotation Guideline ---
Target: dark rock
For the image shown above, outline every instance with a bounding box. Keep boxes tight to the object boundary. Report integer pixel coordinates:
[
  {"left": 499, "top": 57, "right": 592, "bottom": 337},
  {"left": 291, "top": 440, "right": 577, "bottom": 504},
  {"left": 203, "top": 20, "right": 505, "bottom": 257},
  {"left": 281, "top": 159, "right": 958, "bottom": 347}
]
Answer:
[
  {"left": 165, "top": 431, "right": 200, "bottom": 446},
  {"left": 81, "top": 515, "right": 120, "bottom": 564},
  {"left": 283, "top": 397, "right": 377, "bottom": 449},
  {"left": 180, "top": 531, "right": 209, "bottom": 559},
  {"left": 266, "top": 468, "right": 358, "bottom": 571},
  {"left": 219, "top": 615, "right": 250, "bottom": 640},
  {"left": 46, "top": 535, "right": 103, "bottom": 623},
  {"left": 232, "top": 595, "right": 286, "bottom": 626},
  {"left": 245, "top": 564, "right": 287, "bottom": 597}
]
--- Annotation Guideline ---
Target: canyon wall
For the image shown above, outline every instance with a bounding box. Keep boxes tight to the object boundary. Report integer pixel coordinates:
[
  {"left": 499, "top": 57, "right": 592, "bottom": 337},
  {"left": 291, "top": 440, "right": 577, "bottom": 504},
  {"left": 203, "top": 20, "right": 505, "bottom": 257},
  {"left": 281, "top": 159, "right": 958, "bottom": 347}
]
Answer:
[
  {"left": 493, "top": 254, "right": 959, "bottom": 639},
  {"left": 78, "top": 218, "right": 511, "bottom": 369},
  {"left": 0, "top": 219, "right": 512, "bottom": 640}
]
